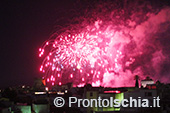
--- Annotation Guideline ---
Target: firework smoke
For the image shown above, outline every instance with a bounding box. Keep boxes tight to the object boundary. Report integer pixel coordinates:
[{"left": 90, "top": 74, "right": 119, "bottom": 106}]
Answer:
[{"left": 39, "top": 0, "right": 170, "bottom": 87}]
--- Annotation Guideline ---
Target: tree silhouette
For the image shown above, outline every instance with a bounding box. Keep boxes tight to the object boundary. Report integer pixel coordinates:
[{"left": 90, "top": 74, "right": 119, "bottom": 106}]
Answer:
[{"left": 134, "top": 75, "right": 140, "bottom": 88}]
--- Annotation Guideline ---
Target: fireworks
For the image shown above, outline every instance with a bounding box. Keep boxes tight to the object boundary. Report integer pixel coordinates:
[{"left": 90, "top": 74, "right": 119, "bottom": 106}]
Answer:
[
  {"left": 39, "top": 20, "right": 124, "bottom": 87},
  {"left": 38, "top": 1, "right": 170, "bottom": 87}
]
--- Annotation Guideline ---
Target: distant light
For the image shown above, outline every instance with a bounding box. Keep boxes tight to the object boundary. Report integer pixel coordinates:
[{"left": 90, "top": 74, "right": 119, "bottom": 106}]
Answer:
[
  {"left": 49, "top": 91, "right": 56, "bottom": 94},
  {"left": 57, "top": 91, "right": 64, "bottom": 95},
  {"left": 35, "top": 92, "right": 46, "bottom": 95},
  {"left": 45, "top": 87, "right": 49, "bottom": 91},
  {"left": 65, "top": 90, "right": 68, "bottom": 93},
  {"left": 22, "top": 85, "right": 25, "bottom": 89},
  {"left": 104, "top": 90, "right": 121, "bottom": 93}
]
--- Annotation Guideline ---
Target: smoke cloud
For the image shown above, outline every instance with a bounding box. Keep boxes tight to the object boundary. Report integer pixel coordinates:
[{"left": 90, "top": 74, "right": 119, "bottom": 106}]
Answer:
[
  {"left": 52, "top": 0, "right": 170, "bottom": 87},
  {"left": 97, "top": 2, "right": 170, "bottom": 87}
]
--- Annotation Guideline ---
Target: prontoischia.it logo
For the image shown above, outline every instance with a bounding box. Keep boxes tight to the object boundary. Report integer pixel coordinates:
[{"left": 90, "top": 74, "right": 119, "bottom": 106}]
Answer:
[{"left": 54, "top": 96, "right": 160, "bottom": 108}]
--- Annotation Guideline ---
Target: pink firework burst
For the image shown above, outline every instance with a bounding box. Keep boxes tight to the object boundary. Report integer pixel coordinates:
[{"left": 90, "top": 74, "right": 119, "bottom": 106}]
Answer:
[{"left": 38, "top": 20, "right": 123, "bottom": 87}]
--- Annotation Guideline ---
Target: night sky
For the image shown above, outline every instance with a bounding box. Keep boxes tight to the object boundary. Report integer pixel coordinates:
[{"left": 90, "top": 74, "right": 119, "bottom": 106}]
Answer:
[
  {"left": 0, "top": 1, "right": 83, "bottom": 88},
  {"left": 0, "top": 0, "right": 170, "bottom": 88}
]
